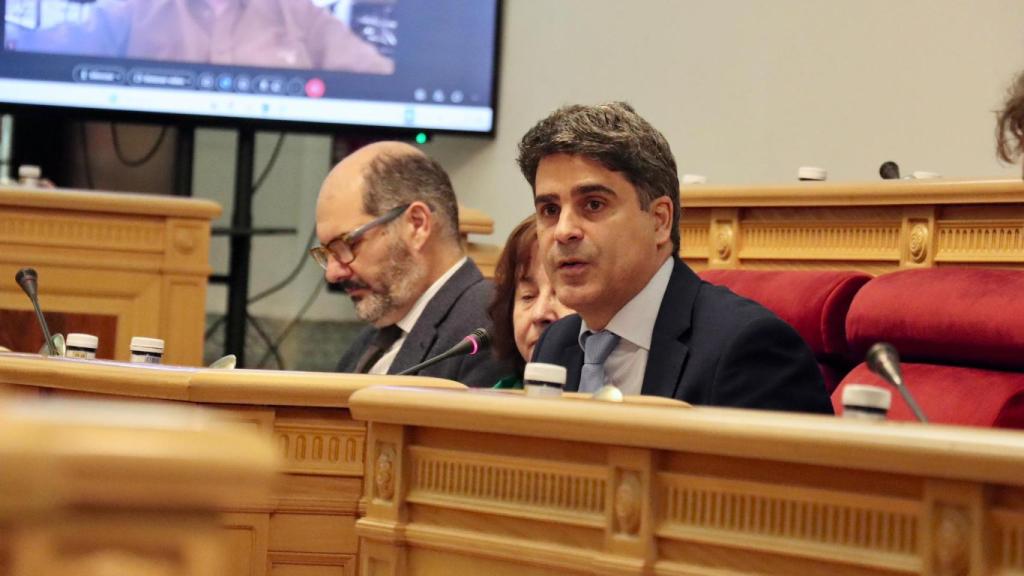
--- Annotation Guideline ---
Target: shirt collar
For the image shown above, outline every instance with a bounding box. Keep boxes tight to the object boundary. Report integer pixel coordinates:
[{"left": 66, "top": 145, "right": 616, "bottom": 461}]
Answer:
[
  {"left": 579, "top": 256, "right": 674, "bottom": 351},
  {"left": 396, "top": 257, "right": 467, "bottom": 335}
]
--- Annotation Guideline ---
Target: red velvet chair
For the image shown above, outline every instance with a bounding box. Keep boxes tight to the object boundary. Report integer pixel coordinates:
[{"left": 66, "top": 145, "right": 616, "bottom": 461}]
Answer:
[
  {"left": 834, "top": 268, "right": 1024, "bottom": 428},
  {"left": 698, "top": 270, "right": 870, "bottom": 393}
]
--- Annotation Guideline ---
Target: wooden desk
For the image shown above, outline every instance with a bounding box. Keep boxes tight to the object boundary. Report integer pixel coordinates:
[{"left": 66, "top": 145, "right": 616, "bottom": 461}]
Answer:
[
  {"left": 350, "top": 386, "right": 1024, "bottom": 575},
  {"left": 0, "top": 353, "right": 465, "bottom": 576},
  {"left": 459, "top": 205, "right": 500, "bottom": 278},
  {"left": 0, "top": 186, "right": 220, "bottom": 365},
  {"left": 0, "top": 391, "right": 276, "bottom": 576},
  {"left": 679, "top": 178, "right": 1024, "bottom": 274}
]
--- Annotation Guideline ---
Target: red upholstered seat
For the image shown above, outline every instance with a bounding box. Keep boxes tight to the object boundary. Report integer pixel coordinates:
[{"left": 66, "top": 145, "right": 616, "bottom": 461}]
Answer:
[
  {"left": 699, "top": 270, "right": 870, "bottom": 392},
  {"left": 835, "top": 363, "right": 1024, "bottom": 429},
  {"left": 836, "top": 268, "right": 1024, "bottom": 428}
]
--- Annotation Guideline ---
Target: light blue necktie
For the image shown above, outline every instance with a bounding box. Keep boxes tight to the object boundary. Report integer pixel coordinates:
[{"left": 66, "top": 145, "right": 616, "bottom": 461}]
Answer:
[{"left": 580, "top": 330, "right": 621, "bottom": 393}]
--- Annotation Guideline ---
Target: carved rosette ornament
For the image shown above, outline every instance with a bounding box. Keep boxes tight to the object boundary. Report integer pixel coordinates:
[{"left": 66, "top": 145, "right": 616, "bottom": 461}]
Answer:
[
  {"left": 173, "top": 228, "right": 196, "bottom": 255},
  {"left": 909, "top": 223, "right": 929, "bottom": 263},
  {"left": 374, "top": 445, "right": 396, "bottom": 501},
  {"left": 614, "top": 472, "right": 642, "bottom": 535},
  {"left": 715, "top": 225, "right": 734, "bottom": 261},
  {"left": 933, "top": 505, "right": 969, "bottom": 576}
]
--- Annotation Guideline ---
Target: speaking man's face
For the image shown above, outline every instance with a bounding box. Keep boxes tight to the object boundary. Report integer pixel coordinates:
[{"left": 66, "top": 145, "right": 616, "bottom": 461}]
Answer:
[{"left": 533, "top": 153, "right": 667, "bottom": 329}]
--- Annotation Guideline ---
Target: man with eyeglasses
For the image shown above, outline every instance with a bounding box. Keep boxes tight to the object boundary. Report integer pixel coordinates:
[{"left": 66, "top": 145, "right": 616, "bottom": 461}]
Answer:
[{"left": 313, "top": 141, "right": 511, "bottom": 386}]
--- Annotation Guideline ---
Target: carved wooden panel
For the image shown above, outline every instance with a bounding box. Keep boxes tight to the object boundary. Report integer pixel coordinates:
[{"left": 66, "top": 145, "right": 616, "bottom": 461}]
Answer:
[
  {"left": 993, "top": 510, "right": 1024, "bottom": 572},
  {"left": 275, "top": 424, "right": 365, "bottom": 476},
  {"left": 0, "top": 209, "right": 164, "bottom": 254},
  {"left": 674, "top": 180, "right": 1024, "bottom": 272},
  {"left": 222, "top": 512, "right": 270, "bottom": 576},
  {"left": 739, "top": 222, "right": 901, "bottom": 262},
  {"left": 407, "top": 446, "right": 607, "bottom": 528},
  {"left": 935, "top": 221, "right": 1024, "bottom": 262},
  {"left": 659, "top": 473, "right": 920, "bottom": 563},
  {"left": 678, "top": 223, "right": 709, "bottom": 258},
  {"left": 269, "top": 551, "right": 355, "bottom": 576}
]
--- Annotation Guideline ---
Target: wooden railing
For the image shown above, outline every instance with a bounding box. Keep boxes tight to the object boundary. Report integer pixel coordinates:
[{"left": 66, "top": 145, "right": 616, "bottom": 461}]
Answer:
[
  {"left": 350, "top": 385, "right": 1024, "bottom": 575},
  {"left": 0, "top": 353, "right": 464, "bottom": 576},
  {"left": 678, "top": 178, "right": 1024, "bottom": 273}
]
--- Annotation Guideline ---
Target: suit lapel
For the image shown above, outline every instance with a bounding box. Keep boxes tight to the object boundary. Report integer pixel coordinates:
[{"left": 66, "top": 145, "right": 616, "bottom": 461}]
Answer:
[
  {"left": 641, "top": 259, "right": 701, "bottom": 398},
  {"left": 561, "top": 329, "right": 585, "bottom": 392},
  {"left": 389, "top": 259, "right": 483, "bottom": 373}
]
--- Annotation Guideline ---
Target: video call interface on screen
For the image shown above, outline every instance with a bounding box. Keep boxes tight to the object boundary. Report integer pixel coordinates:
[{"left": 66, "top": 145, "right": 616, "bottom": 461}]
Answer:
[{"left": 0, "top": 0, "right": 499, "bottom": 132}]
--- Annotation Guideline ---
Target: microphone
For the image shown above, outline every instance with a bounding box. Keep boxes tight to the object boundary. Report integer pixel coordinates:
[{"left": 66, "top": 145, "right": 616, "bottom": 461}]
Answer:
[
  {"left": 15, "top": 267, "right": 58, "bottom": 357},
  {"left": 865, "top": 342, "right": 928, "bottom": 423},
  {"left": 879, "top": 161, "right": 901, "bottom": 180},
  {"left": 397, "top": 328, "right": 490, "bottom": 377}
]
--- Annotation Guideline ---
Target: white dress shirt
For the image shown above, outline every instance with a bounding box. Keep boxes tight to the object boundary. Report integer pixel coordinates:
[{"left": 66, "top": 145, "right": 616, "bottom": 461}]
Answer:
[
  {"left": 369, "top": 257, "right": 467, "bottom": 375},
  {"left": 578, "top": 257, "right": 674, "bottom": 396}
]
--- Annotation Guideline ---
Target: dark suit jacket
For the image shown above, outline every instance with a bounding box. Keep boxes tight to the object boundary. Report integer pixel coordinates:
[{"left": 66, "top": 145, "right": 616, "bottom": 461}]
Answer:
[
  {"left": 532, "top": 258, "right": 833, "bottom": 413},
  {"left": 337, "top": 259, "right": 511, "bottom": 388}
]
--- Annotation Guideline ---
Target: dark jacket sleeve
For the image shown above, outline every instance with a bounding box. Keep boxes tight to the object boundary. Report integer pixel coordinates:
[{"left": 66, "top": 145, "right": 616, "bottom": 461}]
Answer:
[
  {"left": 711, "top": 315, "right": 833, "bottom": 414},
  {"left": 336, "top": 327, "right": 374, "bottom": 373}
]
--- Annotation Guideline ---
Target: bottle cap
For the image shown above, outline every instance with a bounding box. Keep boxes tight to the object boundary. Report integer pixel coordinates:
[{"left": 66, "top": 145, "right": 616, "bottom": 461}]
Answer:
[
  {"left": 681, "top": 174, "right": 707, "bottom": 185},
  {"left": 524, "top": 362, "right": 567, "bottom": 386},
  {"left": 912, "top": 170, "right": 941, "bottom": 179},
  {"left": 841, "top": 384, "right": 892, "bottom": 411},
  {"left": 798, "top": 166, "right": 827, "bottom": 181},
  {"left": 130, "top": 336, "right": 165, "bottom": 354},
  {"left": 66, "top": 333, "right": 98, "bottom": 349},
  {"left": 18, "top": 164, "right": 41, "bottom": 179}
]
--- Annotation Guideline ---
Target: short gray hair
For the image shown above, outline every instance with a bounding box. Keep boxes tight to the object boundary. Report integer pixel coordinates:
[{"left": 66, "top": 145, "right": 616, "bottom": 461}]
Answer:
[{"left": 362, "top": 152, "right": 461, "bottom": 243}]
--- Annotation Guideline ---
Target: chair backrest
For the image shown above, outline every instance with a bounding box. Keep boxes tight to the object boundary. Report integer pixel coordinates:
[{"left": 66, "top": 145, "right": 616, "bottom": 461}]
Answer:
[
  {"left": 699, "top": 269, "right": 871, "bottom": 393},
  {"left": 835, "top": 268, "right": 1024, "bottom": 428}
]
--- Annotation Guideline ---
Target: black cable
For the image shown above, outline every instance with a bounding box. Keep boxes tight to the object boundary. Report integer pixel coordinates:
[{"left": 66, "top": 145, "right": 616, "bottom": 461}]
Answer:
[
  {"left": 256, "top": 281, "right": 324, "bottom": 369},
  {"left": 248, "top": 226, "right": 318, "bottom": 303},
  {"left": 203, "top": 226, "right": 317, "bottom": 341},
  {"left": 78, "top": 122, "right": 95, "bottom": 189},
  {"left": 204, "top": 314, "right": 226, "bottom": 340},
  {"left": 248, "top": 313, "right": 286, "bottom": 370},
  {"left": 110, "top": 123, "right": 169, "bottom": 167},
  {"left": 252, "top": 133, "right": 286, "bottom": 194},
  {"left": 203, "top": 311, "right": 285, "bottom": 369}
]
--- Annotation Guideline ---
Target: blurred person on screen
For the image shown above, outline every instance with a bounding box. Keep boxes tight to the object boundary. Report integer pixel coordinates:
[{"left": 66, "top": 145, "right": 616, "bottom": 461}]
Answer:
[
  {"left": 6, "top": 0, "right": 394, "bottom": 74},
  {"left": 488, "top": 216, "right": 574, "bottom": 389}
]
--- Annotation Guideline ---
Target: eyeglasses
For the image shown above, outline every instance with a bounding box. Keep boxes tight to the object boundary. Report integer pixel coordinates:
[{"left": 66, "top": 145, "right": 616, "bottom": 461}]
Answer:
[{"left": 309, "top": 204, "right": 410, "bottom": 269}]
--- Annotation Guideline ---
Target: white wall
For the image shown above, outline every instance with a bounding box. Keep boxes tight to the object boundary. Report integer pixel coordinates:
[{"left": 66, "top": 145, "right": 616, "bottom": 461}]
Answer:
[{"left": 199, "top": 0, "right": 1024, "bottom": 321}]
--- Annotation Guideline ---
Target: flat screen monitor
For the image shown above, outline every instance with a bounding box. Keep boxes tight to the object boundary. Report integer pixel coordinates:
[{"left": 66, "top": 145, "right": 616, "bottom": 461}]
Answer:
[{"left": 0, "top": 0, "right": 500, "bottom": 135}]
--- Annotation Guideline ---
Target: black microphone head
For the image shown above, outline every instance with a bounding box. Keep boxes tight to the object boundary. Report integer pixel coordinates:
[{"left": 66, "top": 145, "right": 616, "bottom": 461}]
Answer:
[
  {"left": 470, "top": 328, "right": 490, "bottom": 350},
  {"left": 15, "top": 267, "right": 38, "bottom": 297},
  {"left": 866, "top": 341, "right": 903, "bottom": 387},
  {"left": 879, "top": 161, "right": 901, "bottom": 180}
]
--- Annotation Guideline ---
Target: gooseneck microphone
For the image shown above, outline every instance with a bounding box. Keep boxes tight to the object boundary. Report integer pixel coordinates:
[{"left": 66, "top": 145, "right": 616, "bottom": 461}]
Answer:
[
  {"left": 397, "top": 328, "right": 490, "bottom": 377},
  {"left": 15, "top": 267, "right": 58, "bottom": 357},
  {"left": 866, "top": 342, "right": 928, "bottom": 423}
]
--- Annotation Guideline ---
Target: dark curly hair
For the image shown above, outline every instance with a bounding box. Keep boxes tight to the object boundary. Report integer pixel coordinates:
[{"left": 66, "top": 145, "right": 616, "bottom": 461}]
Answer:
[
  {"left": 997, "top": 71, "right": 1024, "bottom": 168},
  {"left": 486, "top": 216, "right": 539, "bottom": 377},
  {"left": 516, "top": 101, "right": 681, "bottom": 251}
]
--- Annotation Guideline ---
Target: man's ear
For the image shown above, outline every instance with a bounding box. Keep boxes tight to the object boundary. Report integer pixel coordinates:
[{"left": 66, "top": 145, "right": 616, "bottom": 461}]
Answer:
[
  {"left": 651, "top": 196, "right": 674, "bottom": 246},
  {"left": 404, "top": 201, "right": 433, "bottom": 250}
]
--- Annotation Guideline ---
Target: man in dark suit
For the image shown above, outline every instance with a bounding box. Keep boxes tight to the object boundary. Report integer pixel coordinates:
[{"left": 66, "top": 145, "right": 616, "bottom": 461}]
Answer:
[
  {"left": 313, "top": 141, "right": 510, "bottom": 387},
  {"left": 520, "top": 103, "right": 832, "bottom": 413}
]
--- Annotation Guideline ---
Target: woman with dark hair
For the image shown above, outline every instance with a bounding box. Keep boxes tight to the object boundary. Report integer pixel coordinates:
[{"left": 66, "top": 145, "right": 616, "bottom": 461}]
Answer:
[
  {"left": 488, "top": 216, "right": 573, "bottom": 388},
  {"left": 997, "top": 70, "right": 1024, "bottom": 174}
]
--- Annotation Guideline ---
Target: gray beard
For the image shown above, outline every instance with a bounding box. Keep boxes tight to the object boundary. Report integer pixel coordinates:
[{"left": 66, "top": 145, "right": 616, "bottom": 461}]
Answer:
[{"left": 353, "top": 238, "right": 425, "bottom": 325}]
